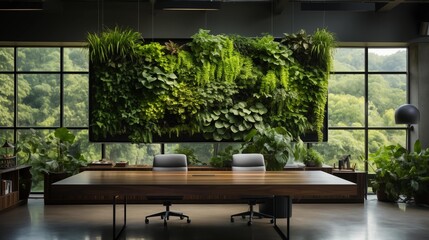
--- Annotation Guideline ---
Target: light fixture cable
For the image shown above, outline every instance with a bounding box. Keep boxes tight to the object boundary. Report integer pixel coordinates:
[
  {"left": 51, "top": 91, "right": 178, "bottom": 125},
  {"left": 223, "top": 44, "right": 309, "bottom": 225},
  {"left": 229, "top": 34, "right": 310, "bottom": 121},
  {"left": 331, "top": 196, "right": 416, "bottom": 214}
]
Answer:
[
  {"left": 138, "top": 0, "right": 140, "bottom": 32},
  {"left": 151, "top": 0, "right": 155, "bottom": 40},
  {"left": 291, "top": 1, "right": 294, "bottom": 33},
  {"left": 271, "top": 0, "right": 274, "bottom": 35}
]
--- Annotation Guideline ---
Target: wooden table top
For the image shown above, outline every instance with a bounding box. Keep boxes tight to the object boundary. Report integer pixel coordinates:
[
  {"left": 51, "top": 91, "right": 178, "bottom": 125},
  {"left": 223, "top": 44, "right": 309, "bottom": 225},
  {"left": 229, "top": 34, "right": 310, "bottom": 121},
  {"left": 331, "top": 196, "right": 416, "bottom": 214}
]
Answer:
[{"left": 53, "top": 170, "right": 357, "bottom": 197}]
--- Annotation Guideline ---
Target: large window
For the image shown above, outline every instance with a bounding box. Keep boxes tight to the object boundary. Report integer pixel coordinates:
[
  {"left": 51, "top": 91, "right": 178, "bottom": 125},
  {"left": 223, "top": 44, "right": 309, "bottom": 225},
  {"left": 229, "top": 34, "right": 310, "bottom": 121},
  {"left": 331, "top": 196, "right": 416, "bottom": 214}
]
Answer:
[
  {"left": 0, "top": 45, "right": 409, "bottom": 192},
  {"left": 0, "top": 47, "right": 101, "bottom": 191},
  {"left": 313, "top": 47, "right": 408, "bottom": 173}
]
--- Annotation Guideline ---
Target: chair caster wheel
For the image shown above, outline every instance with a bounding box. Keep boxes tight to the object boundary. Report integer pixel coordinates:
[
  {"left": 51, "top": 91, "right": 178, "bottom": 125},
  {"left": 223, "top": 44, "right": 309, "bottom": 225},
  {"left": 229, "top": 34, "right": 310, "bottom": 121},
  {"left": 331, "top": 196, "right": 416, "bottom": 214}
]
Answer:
[
  {"left": 187, "top": 219, "right": 191, "bottom": 223},
  {"left": 230, "top": 218, "right": 234, "bottom": 223},
  {"left": 247, "top": 221, "right": 252, "bottom": 226},
  {"left": 145, "top": 219, "right": 149, "bottom": 224}
]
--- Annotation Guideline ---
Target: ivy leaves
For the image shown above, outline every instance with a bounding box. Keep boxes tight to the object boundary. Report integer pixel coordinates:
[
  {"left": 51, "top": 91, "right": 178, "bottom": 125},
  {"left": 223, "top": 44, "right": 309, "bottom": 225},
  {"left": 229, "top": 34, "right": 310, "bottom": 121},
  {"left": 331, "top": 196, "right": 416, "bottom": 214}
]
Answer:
[{"left": 200, "top": 102, "right": 268, "bottom": 141}]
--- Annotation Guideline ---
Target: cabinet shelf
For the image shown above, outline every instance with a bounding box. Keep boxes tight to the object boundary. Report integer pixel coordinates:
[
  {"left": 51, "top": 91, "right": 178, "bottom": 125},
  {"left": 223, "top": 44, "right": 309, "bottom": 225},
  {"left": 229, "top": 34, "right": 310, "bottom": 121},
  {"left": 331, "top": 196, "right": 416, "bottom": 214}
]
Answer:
[{"left": 0, "top": 165, "right": 32, "bottom": 212}]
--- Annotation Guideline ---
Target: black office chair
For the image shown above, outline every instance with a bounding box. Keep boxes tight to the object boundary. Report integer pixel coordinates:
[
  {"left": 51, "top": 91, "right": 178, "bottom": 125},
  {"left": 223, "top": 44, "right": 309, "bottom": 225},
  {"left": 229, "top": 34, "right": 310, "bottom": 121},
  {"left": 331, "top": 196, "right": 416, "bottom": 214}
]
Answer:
[
  {"left": 230, "top": 153, "right": 274, "bottom": 226},
  {"left": 144, "top": 154, "right": 191, "bottom": 226}
]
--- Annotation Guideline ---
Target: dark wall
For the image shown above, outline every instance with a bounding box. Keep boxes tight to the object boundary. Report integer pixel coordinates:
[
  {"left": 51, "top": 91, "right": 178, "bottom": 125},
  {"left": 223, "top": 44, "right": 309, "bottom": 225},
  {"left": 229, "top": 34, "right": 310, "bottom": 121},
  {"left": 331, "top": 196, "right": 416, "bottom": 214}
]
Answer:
[
  {"left": 1, "top": 0, "right": 429, "bottom": 147},
  {"left": 0, "top": 1, "right": 426, "bottom": 43}
]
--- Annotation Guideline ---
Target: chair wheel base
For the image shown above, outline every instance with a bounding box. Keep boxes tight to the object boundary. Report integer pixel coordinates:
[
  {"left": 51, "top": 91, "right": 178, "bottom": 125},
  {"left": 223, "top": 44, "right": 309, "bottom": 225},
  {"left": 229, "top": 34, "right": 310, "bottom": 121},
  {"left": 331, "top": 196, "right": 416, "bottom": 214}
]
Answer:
[
  {"left": 145, "top": 219, "right": 149, "bottom": 224},
  {"left": 187, "top": 219, "right": 191, "bottom": 223}
]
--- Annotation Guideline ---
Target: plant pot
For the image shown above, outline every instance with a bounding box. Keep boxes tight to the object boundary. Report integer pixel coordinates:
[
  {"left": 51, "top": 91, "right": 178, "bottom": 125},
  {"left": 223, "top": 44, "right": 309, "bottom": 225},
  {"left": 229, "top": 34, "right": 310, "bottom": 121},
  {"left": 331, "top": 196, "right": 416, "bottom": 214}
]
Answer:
[
  {"left": 19, "top": 166, "right": 32, "bottom": 200},
  {"left": 19, "top": 178, "right": 32, "bottom": 200},
  {"left": 259, "top": 196, "right": 292, "bottom": 218},
  {"left": 376, "top": 189, "right": 396, "bottom": 202},
  {"left": 43, "top": 172, "right": 71, "bottom": 205},
  {"left": 413, "top": 182, "right": 429, "bottom": 205},
  {"left": 414, "top": 192, "right": 429, "bottom": 205}
]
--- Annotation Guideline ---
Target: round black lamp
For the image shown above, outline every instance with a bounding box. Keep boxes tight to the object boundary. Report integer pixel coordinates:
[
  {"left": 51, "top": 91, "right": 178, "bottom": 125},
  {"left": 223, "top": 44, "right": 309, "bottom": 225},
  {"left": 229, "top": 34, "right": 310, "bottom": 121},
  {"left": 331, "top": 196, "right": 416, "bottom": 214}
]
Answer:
[{"left": 394, "top": 104, "right": 420, "bottom": 124}]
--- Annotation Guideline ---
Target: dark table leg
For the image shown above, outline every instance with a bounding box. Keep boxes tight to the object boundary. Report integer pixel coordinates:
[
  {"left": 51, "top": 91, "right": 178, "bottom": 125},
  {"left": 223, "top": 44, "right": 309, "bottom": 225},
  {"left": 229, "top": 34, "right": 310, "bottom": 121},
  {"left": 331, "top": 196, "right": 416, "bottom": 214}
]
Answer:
[
  {"left": 273, "top": 196, "right": 290, "bottom": 240},
  {"left": 113, "top": 195, "right": 127, "bottom": 240}
]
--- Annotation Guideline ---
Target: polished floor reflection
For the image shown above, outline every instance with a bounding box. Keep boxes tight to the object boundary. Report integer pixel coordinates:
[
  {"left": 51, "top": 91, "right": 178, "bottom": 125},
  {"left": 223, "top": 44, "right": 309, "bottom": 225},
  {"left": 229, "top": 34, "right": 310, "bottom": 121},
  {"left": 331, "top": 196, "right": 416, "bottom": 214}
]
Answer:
[{"left": 0, "top": 195, "right": 428, "bottom": 240}]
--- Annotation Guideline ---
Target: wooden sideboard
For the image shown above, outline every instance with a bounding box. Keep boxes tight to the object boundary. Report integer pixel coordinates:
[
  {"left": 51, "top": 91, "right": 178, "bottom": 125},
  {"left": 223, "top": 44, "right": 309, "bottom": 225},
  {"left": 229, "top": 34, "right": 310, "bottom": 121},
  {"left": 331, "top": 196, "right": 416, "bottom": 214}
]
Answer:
[
  {"left": 0, "top": 165, "right": 32, "bottom": 212},
  {"left": 332, "top": 170, "right": 367, "bottom": 203}
]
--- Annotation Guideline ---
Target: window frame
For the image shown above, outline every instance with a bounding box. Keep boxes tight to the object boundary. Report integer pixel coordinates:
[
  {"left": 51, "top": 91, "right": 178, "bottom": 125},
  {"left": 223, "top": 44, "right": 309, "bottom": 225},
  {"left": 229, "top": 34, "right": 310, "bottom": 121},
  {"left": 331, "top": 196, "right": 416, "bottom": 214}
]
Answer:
[{"left": 329, "top": 46, "right": 409, "bottom": 174}]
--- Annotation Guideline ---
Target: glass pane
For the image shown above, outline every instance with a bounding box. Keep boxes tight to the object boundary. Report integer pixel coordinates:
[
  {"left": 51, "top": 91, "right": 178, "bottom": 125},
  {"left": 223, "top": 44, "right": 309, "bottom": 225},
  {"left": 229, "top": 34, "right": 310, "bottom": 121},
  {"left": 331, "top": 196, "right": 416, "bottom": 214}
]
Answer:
[
  {"left": 367, "top": 129, "right": 406, "bottom": 173},
  {"left": 312, "top": 130, "right": 365, "bottom": 171},
  {"left": 333, "top": 48, "right": 365, "bottom": 72},
  {"left": 105, "top": 143, "right": 161, "bottom": 165},
  {"left": 164, "top": 143, "right": 214, "bottom": 166},
  {"left": 368, "top": 48, "right": 407, "bottom": 72},
  {"left": 0, "top": 48, "right": 14, "bottom": 71},
  {"left": 0, "top": 74, "right": 14, "bottom": 127},
  {"left": 368, "top": 74, "right": 407, "bottom": 127},
  {"left": 17, "top": 74, "right": 60, "bottom": 127},
  {"left": 17, "top": 47, "right": 60, "bottom": 72},
  {"left": 63, "top": 48, "right": 89, "bottom": 72},
  {"left": 71, "top": 130, "right": 101, "bottom": 162},
  {"left": 64, "top": 74, "right": 89, "bottom": 127},
  {"left": 328, "top": 74, "right": 365, "bottom": 127}
]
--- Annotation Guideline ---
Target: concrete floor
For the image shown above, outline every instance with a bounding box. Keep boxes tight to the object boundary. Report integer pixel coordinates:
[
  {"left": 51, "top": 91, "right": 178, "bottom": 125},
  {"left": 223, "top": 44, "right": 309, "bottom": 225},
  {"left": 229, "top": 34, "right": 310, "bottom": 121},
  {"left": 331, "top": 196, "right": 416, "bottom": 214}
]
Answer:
[{"left": 0, "top": 196, "right": 428, "bottom": 240}]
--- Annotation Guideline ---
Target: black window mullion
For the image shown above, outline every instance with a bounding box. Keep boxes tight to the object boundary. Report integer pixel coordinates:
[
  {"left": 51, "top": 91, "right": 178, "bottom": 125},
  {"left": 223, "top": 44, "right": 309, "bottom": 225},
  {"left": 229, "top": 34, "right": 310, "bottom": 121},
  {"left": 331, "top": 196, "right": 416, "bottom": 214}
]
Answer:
[
  {"left": 13, "top": 47, "right": 18, "bottom": 145},
  {"left": 60, "top": 47, "right": 64, "bottom": 128},
  {"left": 406, "top": 47, "right": 411, "bottom": 150},
  {"left": 364, "top": 47, "right": 369, "bottom": 173}
]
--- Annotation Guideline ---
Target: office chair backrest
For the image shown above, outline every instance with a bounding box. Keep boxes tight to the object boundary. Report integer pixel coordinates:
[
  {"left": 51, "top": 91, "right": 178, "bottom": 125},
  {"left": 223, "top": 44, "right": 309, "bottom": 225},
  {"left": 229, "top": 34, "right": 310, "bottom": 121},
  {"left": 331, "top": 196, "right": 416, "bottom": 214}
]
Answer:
[
  {"left": 232, "top": 153, "right": 266, "bottom": 171},
  {"left": 152, "top": 154, "right": 188, "bottom": 171}
]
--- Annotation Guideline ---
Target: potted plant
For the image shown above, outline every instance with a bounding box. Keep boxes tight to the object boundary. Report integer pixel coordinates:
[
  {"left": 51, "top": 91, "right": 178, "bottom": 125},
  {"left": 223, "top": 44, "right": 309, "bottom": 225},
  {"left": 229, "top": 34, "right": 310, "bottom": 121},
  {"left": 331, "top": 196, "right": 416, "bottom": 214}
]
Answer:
[
  {"left": 303, "top": 148, "right": 324, "bottom": 167},
  {"left": 396, "top": 140, "right": 429, "bottom": 204},
  {"left": 17, "top": 127, "right": 87, "bottom": 203},
  {"left": 241, "top": 125, "right": 293, "bottom": 171},
  {"left": 370, "top": 140, "right": 429, "bottom": 204},
  {"left": 369, "top": 144, "right": 404, "bottom": 202}
]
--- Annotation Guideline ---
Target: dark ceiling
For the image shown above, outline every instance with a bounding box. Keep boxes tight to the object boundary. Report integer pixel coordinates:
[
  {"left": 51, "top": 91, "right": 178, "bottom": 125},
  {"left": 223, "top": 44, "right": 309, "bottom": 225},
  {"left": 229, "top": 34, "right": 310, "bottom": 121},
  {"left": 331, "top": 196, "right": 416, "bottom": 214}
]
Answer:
[{"left": 1, "top": 0, "right": 429, "bottom": 13}]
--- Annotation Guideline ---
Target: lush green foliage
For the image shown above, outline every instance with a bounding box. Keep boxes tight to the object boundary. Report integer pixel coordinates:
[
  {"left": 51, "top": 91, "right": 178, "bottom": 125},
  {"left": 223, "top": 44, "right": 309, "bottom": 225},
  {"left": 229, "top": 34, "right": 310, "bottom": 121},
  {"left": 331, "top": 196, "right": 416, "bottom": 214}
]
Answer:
[
  {"left": 303, "top": 148, "right": 324, "bottom": 167},
  {"left": 89, "top": 28, "right": 333, "bottom": 143},
  {"left": 173, "top": 146, "right": 206, "bottom": 166},
  {"left": 87, "top": 27, "right": 142, "bottom": 64},
  {"left": 370, "top": 140, "right": 429, "bottom": 202},
  {"left": 16, "top": 128, "right": 88, "bottom": 191},
  {"left": 209, "top": 145, "right": 239, "bottom": 168},
  {"left": 241, "top": 125, "right": 294, "bottom": 170}
]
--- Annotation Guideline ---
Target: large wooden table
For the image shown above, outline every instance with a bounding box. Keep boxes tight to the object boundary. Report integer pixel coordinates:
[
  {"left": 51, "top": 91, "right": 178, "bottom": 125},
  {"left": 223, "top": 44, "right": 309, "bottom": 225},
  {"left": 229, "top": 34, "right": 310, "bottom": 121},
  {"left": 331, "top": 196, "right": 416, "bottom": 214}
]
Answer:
[{"left": 53, "top": 170, "right": 357, "bottom": 240}]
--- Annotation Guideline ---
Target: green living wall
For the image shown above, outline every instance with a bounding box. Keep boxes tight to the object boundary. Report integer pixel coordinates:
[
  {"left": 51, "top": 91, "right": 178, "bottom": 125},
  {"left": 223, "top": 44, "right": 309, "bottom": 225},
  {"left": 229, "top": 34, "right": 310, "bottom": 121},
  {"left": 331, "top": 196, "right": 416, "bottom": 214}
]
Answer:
[{"left": 88, "top": 28, "right": 334, "bottom": 143}]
